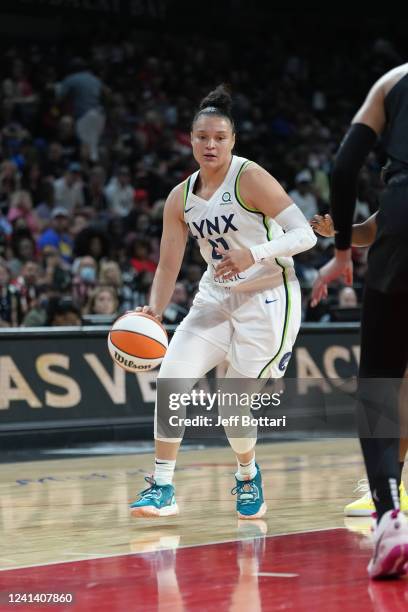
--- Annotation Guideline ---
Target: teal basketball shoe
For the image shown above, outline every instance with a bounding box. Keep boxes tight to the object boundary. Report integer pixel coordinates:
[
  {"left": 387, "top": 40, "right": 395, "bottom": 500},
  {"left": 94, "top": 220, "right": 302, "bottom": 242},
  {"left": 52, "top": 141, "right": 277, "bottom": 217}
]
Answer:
[
  {"left": 130, "top": 476, "right": 179, "bottom": 518},
  {"left": 231, "top": 464, "right": 267, "bottom": 519}
]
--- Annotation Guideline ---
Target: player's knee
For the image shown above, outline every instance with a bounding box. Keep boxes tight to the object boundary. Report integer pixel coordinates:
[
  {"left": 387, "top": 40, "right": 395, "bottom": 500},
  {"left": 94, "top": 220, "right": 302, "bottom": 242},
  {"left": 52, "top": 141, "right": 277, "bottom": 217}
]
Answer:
[{"left": 226, "top": 436, "right": 257, "bottom": 455}]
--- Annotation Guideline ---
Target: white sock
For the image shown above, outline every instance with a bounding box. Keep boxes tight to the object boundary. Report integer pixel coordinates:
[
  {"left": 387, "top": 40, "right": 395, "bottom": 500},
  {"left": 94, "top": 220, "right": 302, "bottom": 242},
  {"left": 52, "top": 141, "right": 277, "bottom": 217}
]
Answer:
[
  {"left": 236, "top": 457, "right": 257, "bottom": 481},
  {"left": 154, "top": 458, "right": 176, "bottom": 486}
]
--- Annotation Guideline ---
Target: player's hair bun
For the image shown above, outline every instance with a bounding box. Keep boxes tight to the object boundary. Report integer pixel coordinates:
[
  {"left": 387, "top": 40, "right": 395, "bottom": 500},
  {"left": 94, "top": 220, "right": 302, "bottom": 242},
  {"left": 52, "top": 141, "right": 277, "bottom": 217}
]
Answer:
[{"left": 199, "top": 84, "right": 233, "bottom": 116}]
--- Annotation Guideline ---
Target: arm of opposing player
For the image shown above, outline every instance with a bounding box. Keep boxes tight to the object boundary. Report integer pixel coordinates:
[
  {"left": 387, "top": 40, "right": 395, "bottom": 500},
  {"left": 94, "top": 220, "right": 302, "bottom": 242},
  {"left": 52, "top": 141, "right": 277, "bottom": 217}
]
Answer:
[
  {"left": 239, "top": 165, "right": 317, "bottom": 262},
  {"left": 310, "top": 79, "right": 386, "bottom": 307},
  {"left": 147, "top": 186, "right": 188, "bottom": 318},
  {"left": 331, "top": 79, "right": 385, "bottom": 251},
  {"left": 351, "top": 212, "right": 378, "bottom": 247},
  {"left": 310, "top": 211, "right": 378, "bottom": 246}
]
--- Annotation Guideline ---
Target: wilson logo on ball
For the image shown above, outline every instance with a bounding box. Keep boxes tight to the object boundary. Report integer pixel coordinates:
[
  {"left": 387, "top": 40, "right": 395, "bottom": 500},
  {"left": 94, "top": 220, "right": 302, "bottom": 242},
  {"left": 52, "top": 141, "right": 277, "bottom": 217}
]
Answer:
[{"left": 108, "top": 312, "right": 168, "bottom": 373}]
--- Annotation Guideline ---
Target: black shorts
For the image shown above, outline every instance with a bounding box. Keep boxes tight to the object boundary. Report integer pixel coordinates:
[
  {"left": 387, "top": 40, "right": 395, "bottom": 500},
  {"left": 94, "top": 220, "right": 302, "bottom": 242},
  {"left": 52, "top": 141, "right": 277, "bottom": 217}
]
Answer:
[{"left": 367, "top": 175, "right": 408, "bottom": 294}]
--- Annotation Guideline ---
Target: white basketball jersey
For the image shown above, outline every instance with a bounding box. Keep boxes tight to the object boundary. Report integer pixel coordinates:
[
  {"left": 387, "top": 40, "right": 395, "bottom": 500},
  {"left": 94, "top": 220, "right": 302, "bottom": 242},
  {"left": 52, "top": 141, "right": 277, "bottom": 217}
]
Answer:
[{"left": 183, "top": 155, "right": 294, "bottom": 292}]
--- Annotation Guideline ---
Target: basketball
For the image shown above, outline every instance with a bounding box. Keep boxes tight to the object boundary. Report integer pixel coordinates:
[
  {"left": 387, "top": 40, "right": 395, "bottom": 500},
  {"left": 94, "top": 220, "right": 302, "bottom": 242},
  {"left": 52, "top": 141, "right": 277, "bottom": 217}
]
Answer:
[{"left": 107, "top": 312, "right": 168, "bottom": 372}]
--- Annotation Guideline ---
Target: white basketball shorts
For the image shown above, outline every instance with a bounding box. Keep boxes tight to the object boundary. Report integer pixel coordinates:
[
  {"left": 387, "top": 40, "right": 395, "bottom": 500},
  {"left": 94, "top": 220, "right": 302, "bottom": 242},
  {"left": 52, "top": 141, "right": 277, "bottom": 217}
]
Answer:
[{"left": 174, "top": 272, "right": 301, "bottom": 378}]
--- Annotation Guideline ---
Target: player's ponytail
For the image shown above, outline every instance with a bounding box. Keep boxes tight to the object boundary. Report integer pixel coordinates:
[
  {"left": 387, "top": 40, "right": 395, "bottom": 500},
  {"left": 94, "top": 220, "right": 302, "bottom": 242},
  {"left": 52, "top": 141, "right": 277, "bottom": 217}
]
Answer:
[{"left": 192, "top": 84, "right": 235, "bottom": 132}]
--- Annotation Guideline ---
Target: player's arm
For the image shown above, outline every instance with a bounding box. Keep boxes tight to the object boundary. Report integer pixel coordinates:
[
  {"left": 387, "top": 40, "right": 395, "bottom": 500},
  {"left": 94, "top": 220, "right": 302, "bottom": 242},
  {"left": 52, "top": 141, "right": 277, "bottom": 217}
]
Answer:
[
  {"left": 311, "top": 212, "right": 378, "bottom": 246},
  {"left": 310, "top": 76, "right": 387, "bottom": 306},
  {"left": 350, "top": 212, "right": 378, "bottom": 247},
  {"left": 214, "top": 165, "right": 317, "bottom": 279},
  {"left": 139, "top": 185, "right": 188, "bottom": 319},
  {"left": 331, "top": 79, "right": 386, "bottom": 250}
]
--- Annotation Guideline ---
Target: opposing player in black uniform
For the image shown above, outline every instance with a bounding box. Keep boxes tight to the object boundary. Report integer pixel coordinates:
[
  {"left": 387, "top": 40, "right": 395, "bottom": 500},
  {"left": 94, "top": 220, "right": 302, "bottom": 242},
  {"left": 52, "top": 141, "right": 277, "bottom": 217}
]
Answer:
[{"left": 312, "top": 64, "right": 408, "bottom": 579}]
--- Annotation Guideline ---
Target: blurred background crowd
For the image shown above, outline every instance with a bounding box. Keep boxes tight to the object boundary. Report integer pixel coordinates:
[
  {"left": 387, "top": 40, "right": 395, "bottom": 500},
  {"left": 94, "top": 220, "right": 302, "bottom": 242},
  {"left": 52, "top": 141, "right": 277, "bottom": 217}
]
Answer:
[{"left": 0, "top": 20, "right": 402, "bottom": 327}]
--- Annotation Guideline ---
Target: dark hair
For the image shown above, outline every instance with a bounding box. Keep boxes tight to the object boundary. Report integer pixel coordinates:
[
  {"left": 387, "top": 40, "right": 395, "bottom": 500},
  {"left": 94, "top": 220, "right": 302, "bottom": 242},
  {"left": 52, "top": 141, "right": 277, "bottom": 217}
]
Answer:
[
  {"left": 73, "top": 227, "right": 110, "bottom": 260},
  {"left": 192, "top": 84, "right": 235, "bottom": 132},
  {"left": 11, "top": 230, "right": 35, "bottom": 259},
  {"left": 46, "top": 296, "right": 81, "bottom": 325}
]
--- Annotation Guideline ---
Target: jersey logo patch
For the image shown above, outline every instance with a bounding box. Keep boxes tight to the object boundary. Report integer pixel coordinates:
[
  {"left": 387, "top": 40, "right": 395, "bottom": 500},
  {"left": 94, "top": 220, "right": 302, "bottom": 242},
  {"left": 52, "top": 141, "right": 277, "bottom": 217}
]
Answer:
[
  {"left": 221, "top": 192, "right": 232, "bottom": 203},
  {"left": 265, "top": 298, "right": 277, "bottom": 304},
  {"left": 185, "top": 206, "right": 194, "bottom": 213},
  {"left": 278, "top": 352, "right": 292, "bottom": 372}
]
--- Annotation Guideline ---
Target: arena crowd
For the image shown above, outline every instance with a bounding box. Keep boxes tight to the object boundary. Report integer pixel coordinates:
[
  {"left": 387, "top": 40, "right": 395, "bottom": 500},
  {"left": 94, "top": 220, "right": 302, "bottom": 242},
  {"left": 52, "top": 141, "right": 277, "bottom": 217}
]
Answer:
[{"left": 0, "top": 31, "right": 399, "bottom": 326}]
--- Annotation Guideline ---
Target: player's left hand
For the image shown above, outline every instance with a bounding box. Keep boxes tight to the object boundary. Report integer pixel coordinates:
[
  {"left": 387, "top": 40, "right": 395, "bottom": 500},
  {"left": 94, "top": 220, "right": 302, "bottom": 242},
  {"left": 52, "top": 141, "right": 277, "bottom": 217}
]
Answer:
[
  {"left": 214, "top": 247, "right": 255, "bottom": 280},
  {"left": 311, "top": 248, "right": 353, "bottom": 307}
]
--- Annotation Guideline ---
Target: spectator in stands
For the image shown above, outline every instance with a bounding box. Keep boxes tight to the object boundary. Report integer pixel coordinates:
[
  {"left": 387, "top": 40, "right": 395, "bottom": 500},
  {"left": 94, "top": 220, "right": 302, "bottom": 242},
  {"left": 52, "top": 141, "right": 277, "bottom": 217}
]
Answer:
[
  {"left": 133, "top": 189, "right": 150, "bottom": 213},
  {"left": 14, "top": 260, "right": 42, "bottom": 316},
  {"left": 70, "top": 210, "right": 91, "bottom": 238},
  {"left": 162, "top": 281, "right": 189, "bottom": 325},
  {"left": 3, "top": 58, "right": 37, "bottom": 124},
  {"left": 83, "top": 166, "right": 108, "bottom": 212},
  {"left": 289, "top": 169, "right": 319, "bottom": 220},
  {"left": 7, "top": 190, "right": 40, "bottom": 236},
  {"left": 123, "top": 238, "right": 155, "bottom": 305},
  {"left": 318, "top": 286, "right": 360, "bottom": 323},
  {"left": 308, "top": 153, "right": 330, "bottom": 204},
  {"left": 0, "top": 260, "right": 21, "bottom": 326},
  {"left": 128, "top": 238, "right": 157, "bottom": 275},
  {"left": 84, "top": 285, "right": 118, "bottom": 316},
  {"left": 338, "top": 286, "right": 358, "bottom": 308},
  {"left": 35, "top": 180, "right": 57, "bottom": 226},
  {"left": 98, "top": 260, "right": 121, "bottom": 287},
  {"left": 53, "top": 162, "right": 84, "bottom": 211},
  {"left": 124, "top": 190, "right": 150, "bottom": 229},
  {"left": 46, "top": 296, "right": 82, "bottom": 326},
  {"left": 56, "top": 57, "right": 107, "bottom": 162},
  {"left": 21, "top": 284, "right": 49, "bottom": 327},
  {"left": 74, "top": 226, "right": 109, "bottom": 262},
  {"left": 8, "top": 231, "right": 37, "bottom": 278},
  {"left": 42, "top": 142, "right": 65, "bottom": 178},
  {"left": 105, "top": 166, "right": 135, "bottom": 217},
  {"left": 72, "top": 255, "right": 97, "bottom": 307},
  {"left": 56, "top": 115, "right": 79, "bottom": 162},
  {"left": 41, "top": 245, "right": 72, "bottom": 294},
  {"left": 37, "top": 207, "right": 73, "bottom": 263},
  {"left": 98, "top": 259, "right": 133, "bottom": 311}
]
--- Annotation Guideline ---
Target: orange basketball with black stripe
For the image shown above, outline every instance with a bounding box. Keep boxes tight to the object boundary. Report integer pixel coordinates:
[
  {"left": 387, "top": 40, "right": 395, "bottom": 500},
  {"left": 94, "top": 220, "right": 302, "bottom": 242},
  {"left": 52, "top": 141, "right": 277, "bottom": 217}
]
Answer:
[{"left": 108, "top": 312, "right": 168, "bottom": 372}]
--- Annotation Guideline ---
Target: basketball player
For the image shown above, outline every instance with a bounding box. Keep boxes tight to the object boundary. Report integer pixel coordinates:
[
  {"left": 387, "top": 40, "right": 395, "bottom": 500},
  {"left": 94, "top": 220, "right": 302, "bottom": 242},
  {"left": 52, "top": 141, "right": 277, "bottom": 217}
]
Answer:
[
  {"left": 130, "top": 85, "right": 316, "bottom": 520},
  {"left": 311, "top": 65, "right": 408, "bottom": 578},
  {"left": 311, "top": 212, "right": 408, "bottom": 516}
]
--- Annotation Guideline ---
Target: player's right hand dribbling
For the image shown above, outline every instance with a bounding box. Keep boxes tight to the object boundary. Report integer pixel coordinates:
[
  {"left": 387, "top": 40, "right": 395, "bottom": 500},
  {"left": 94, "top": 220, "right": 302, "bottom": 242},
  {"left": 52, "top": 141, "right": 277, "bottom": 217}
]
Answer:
[{"left": 134, "top": 306, "right": 162, "bottom": 321}]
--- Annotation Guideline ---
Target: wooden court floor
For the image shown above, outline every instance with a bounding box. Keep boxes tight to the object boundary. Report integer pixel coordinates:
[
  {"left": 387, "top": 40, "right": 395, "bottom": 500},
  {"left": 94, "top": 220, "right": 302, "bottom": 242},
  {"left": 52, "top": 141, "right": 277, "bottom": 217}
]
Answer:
[
  {"left": 2, "top": 439, "right": 408, "bottom": 611},
  {"left": 0, "top": 438, "right": 371, "bottom": 570}
]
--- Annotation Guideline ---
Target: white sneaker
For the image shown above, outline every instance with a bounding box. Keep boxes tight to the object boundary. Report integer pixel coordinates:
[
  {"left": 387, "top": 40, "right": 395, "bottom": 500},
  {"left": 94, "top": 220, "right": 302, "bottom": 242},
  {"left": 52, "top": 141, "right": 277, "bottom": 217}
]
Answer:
[{"left": 368, "top": 509, "right": 408, "bottom": 579}]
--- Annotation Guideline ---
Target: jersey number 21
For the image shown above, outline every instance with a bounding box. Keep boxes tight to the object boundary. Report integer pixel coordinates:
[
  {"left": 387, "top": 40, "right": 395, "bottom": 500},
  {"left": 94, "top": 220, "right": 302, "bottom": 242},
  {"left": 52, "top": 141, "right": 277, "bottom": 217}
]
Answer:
[{"left": 208, "top": 237, "right": 229, "bottom": 260}]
